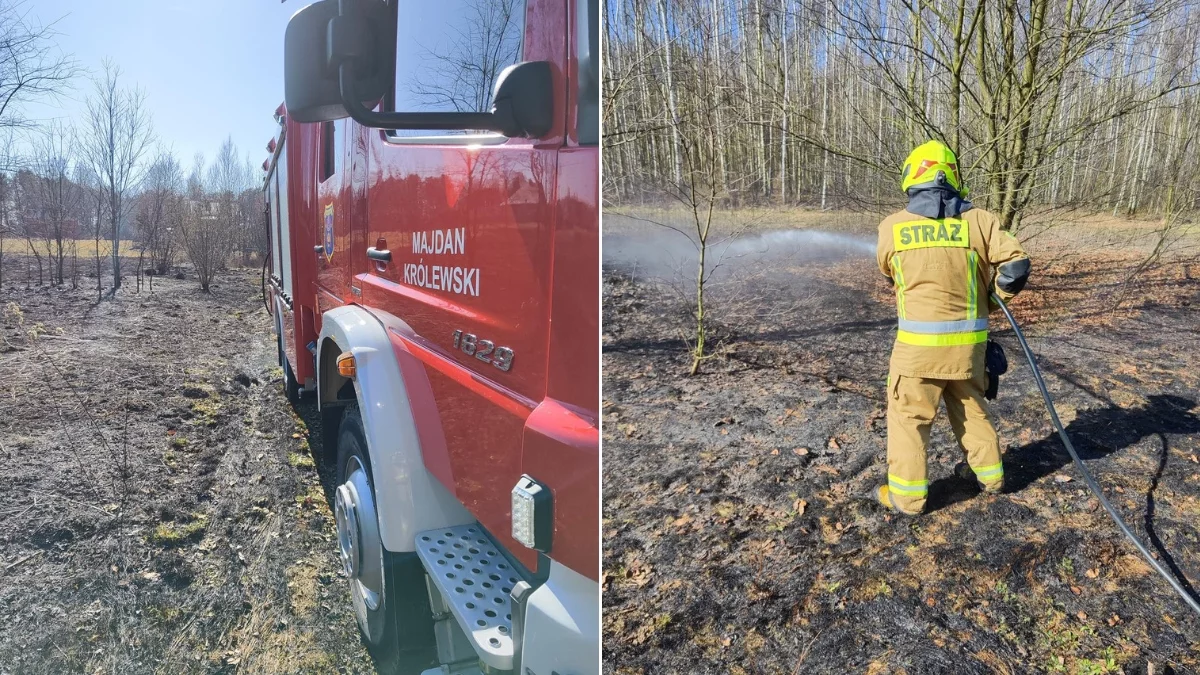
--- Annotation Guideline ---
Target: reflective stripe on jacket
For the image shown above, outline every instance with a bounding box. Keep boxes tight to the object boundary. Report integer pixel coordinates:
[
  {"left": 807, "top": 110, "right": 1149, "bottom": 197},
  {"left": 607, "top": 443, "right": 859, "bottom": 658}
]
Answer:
[{"left": 877, "top": 208, "right": 1028, "bottom": 379}]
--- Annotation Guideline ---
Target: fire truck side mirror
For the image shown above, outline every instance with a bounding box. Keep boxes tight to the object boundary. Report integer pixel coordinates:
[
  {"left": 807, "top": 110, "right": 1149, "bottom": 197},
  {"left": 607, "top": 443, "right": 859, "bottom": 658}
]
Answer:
[
  {"left": 284, "top": 0, "right": 390, "bottom": 124},
  {"left": 285, "top": 0, "right": 554, "bottom": 138},
  {"left": 490, "top": 61, "right": 554, "bottom": 139}
]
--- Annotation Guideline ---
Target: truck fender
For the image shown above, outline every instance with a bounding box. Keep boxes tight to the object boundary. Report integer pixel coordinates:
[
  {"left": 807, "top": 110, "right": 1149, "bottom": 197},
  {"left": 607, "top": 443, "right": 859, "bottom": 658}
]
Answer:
[{"left": 316, "top": 304, "right": 473, "bottom": 553}]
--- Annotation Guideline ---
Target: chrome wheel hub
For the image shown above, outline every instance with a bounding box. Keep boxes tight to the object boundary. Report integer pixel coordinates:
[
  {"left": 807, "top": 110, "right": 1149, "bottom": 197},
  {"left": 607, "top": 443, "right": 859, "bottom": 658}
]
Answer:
[
  {"left": 335, "top": 456, "right": 384, "bottom": 618},
  {"left": 334, "top": 484, "right": 361, "bottom": 579}
]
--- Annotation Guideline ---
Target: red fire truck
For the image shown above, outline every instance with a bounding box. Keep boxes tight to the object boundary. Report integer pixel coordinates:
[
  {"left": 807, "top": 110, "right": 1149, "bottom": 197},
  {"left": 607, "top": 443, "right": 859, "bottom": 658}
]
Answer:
[{"left": 263, "top": 1, "right": 598, "bottom": 673}]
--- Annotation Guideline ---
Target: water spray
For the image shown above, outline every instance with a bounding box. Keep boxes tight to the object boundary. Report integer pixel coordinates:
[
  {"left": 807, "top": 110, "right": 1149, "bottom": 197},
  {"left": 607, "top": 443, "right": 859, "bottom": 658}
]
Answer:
[{"left": 993, "top": 294, "right": 1200, "bottom": 619}]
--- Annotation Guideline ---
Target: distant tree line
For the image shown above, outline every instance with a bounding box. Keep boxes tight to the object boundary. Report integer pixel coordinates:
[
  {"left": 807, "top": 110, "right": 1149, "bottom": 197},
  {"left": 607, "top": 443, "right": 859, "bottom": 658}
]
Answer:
[
  {"left": 0, "top": 2, "right": 266, "bottom": 295},
  {"left": 604, "top": 0, "right": 1200, "bottom": 231}
]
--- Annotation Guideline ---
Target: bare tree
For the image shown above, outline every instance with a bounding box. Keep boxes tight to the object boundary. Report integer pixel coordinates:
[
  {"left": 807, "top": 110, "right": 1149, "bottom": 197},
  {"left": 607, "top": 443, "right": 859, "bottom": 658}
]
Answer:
[
  {"left": 0, "top": 171, "right": 8, "bottom": 288},
  {"left": 677, "top": 125, "right": 722, "bottom": 375},
  {"left": 28, "top": 120, "right": 82, "bottom": 285},
  {"left": 237, "top": 184, "right": 266, "bottom": 266},
  {"left": 607, "top": 0, "right": 762, "bottom": 374},
  {"left": 186, "top": 152, "right": 204, "bottom": 199},
  {"left": 178, "top": 138, "right": 248, "bottom": 292},
  {"left": 82, "top": 60, "right": 154, "bottom": 296},
  {"left": 10, "top": 168, "right": 46, "bottom": 285},
  {"left": 605, "top": 0, "right": 1200, "bottom": 230},
  {"left": 0, "top": 1, "right": 79, "bottom": 130},
  {"left": 410, "top": 0, "right": 524, "bottom": 112},
  {"left": 0, "top": 2, "right": 76, "bottom": 289},
  {"left": 74, "top": 163, "right": 107, "bottom": 300},
  {"left": 135, "top": 149, "right": 182, "bottom": 284},
  {"left": 0, "top": 134, "right": 16, "bottom": 289}
]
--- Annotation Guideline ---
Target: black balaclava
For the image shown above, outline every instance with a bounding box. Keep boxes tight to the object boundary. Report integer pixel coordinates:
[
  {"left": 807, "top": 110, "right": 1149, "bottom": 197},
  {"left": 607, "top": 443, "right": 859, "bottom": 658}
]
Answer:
[{"left": 906, "top": 173, "right": 973, "bottom": 219}]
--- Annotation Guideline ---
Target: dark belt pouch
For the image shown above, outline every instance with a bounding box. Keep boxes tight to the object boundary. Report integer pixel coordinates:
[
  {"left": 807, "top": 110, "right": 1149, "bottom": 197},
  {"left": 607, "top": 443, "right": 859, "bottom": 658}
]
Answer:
[{"left": 984, "top": 339, "right": 1008, "bottom": 400}]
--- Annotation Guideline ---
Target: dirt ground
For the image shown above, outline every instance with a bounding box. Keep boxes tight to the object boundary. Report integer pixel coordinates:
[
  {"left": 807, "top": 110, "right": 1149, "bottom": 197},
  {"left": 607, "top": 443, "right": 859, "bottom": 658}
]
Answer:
[
  {"left": 602, "top": 213, "right": 1200, "bottom": 674},
  {"left": 0, "top": 264, "right": 375, "bottom": 673}
]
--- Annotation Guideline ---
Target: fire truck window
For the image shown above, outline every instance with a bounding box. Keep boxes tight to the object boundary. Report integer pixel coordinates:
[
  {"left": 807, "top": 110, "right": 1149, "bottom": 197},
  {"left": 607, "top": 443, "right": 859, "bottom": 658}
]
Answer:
[
  {"left": 390, "top": 0, "right": 527, "bottom": 136},
  {"left": 321, "top": 120, "right": 344, "bottom": 181}
]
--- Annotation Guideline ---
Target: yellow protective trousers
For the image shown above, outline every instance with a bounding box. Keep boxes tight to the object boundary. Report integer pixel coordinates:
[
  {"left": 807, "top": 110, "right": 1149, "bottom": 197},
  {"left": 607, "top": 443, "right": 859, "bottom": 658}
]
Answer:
[{"left": 886, "top": 370, "right": 1004, "bottom": 514}]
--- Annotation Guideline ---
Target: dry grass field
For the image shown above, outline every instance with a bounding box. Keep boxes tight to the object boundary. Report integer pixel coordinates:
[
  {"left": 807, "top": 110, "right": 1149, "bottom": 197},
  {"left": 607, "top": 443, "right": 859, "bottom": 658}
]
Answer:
[
  {"left": 0, "top": 265, "right": 373, "bottom": 673},
  {"left": 1, "top": 238, "right": 140, "bottom": 256}
]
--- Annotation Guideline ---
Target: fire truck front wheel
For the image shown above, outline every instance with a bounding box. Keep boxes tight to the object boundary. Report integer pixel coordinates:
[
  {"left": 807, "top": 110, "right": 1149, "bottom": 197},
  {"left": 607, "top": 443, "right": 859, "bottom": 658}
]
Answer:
[{"left": 335, "top": 404, "right": 436, "bottom": 673}]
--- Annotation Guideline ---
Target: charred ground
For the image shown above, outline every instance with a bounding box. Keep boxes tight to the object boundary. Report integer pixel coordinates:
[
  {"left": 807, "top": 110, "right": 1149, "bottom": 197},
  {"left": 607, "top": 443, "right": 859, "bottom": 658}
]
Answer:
[
  {"left": 0, "top": 265, "right": 373, "bottom": 673},
  {"left": 602, "top": 213, "right": 1200, "bottom": 674}
]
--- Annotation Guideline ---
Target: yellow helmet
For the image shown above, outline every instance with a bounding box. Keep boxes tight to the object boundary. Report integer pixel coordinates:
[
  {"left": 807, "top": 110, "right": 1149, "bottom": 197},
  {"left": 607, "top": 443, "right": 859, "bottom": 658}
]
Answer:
[{"left": 900, "top": 140, "right": 968, "bottom": 197}]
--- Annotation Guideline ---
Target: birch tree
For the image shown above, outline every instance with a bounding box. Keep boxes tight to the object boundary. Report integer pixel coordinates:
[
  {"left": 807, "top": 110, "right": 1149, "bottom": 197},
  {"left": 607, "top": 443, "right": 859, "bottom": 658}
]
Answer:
[{"left": 604, "top": 0, "right": 1200, "bottom": 229}]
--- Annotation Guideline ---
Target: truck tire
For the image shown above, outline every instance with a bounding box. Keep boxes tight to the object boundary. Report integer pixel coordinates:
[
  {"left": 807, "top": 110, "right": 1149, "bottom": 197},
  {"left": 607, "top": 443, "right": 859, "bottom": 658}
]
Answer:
[
  {"left": 280, "top": 335, "right": 302, "bottom": 405},
  {"left": 334, "top": 404, "right": 436, "bottom": 673}
]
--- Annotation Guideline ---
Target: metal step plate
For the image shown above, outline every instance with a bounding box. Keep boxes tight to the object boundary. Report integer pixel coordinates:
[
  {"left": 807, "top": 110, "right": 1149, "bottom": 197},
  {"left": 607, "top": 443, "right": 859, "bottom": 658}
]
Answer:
[
  {"left": 420, "top": 666, "right": 484, "bottom": 675},
  {"left": 415, "top": 524, "right": 527, "bottom": 670}
]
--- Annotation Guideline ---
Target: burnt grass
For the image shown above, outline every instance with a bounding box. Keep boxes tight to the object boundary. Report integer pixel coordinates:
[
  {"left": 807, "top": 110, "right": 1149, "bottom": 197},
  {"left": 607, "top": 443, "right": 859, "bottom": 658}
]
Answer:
[
  {"left": 602, "top": 231, "right": 1200, "bottom": 674},
  {"left": 0, "top": 264, "right": 374, "bottom": 673}
]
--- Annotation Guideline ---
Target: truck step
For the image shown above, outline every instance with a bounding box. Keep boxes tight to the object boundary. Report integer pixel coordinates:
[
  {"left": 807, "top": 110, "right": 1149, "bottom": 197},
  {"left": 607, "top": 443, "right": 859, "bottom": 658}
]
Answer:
[
  {"left": 415, "top": 524, "right": 527, "bottom": 670},
  {"left": 420, "top": 666, "right": 484, "bottom": 675}
]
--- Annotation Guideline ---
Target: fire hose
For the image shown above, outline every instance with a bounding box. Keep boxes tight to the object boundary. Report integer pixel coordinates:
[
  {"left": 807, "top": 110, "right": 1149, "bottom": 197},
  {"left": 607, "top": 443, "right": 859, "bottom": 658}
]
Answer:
[
  {"left": 993, "top": 294, "right": 1200, "bottom": 619},
  {"left": 261, "top": 249, "right": 273, "bottom": 317}
]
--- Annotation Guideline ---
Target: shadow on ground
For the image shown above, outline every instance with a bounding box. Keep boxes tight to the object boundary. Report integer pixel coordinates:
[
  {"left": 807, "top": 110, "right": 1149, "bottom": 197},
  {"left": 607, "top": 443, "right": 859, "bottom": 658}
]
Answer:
[
  {"left": 927, "top": 393, "right": 1200, "bottom": 509},
  {"left": 1004, "top": 394, "right": 1200, "bottom": 492}
]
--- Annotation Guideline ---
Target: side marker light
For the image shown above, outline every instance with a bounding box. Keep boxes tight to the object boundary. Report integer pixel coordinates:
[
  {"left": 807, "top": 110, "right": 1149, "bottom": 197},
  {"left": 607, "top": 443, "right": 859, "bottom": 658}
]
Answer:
[
  {"left": 511, "top": 474, "right": 552, "bottom": 552},
  {"left": 336, "top": 351, "right": 356, "bottom": 379}
]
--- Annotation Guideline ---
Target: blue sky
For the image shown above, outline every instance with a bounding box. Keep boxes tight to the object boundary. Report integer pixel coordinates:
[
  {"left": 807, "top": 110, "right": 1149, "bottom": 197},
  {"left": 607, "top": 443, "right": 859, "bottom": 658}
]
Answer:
[{"left": 22, "top": 0, "right": 298, "bottom": 172}]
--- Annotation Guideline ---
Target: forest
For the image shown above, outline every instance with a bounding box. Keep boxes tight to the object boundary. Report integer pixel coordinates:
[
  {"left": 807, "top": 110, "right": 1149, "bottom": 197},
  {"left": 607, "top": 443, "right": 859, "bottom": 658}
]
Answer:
[{"left": 604, "top": 0, "right": 1200, "bottom": 231}]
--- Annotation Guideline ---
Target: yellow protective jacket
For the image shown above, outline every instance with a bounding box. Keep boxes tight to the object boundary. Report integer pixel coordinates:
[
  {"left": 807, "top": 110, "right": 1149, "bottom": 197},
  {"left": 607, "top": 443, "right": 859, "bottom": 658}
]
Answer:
[{"left": 877, "top": 207, "right": 1029, "bottom": 380}]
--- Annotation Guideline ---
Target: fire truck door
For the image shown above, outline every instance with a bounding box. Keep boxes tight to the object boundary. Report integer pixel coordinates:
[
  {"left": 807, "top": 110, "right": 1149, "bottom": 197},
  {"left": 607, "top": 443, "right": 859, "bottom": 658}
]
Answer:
[
  {"left": 356, "top": 0, "right": 567, "bottom": 573},
  {"left": 315, "top": 119, "right": 355, "bottom": 313}
]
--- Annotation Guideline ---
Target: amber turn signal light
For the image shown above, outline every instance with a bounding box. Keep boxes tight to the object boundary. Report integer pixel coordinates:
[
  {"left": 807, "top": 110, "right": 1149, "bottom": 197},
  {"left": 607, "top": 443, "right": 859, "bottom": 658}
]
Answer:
[{"left": 336, "top": 351, "right": 356, "bottom": 379}]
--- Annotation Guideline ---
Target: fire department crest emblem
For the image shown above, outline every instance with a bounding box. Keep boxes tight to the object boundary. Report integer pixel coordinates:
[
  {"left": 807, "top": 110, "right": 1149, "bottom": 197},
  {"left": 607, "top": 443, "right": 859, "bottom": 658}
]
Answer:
[{"left": 323, "top": 204, "right": 335, "bottom": 259}]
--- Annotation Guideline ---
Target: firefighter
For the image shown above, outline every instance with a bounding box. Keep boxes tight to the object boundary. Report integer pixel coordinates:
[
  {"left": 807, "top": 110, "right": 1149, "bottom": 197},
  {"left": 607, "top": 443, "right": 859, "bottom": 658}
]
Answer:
[{"left": 873, "top": 140, "right": 1031, "bottom": 516}]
